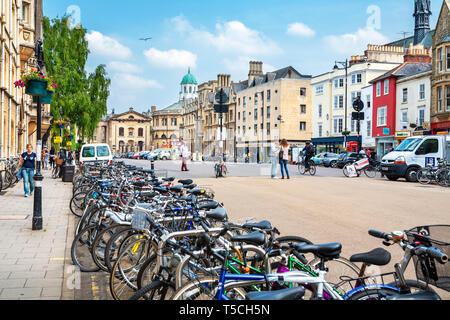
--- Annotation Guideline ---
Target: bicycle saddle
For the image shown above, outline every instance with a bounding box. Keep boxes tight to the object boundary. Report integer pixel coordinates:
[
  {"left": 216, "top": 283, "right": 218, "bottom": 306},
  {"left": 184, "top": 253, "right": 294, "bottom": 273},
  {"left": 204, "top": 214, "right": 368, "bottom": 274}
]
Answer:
[
  {"left": 206, "top": 207, "right": 228, "bottom": 222},
  {"left": 294, "top": 242, "right": 342, "bottom": 259},
  {"left": 168, "top": 186, "right": 183, "bottom": 193},
  {"left": 350, "top": 248, "right": 391, "bottom": 266},
  {"left": 163, "top": 177, "right": 176, "bottom": 182},
  {"left": 386, "top": 291, "right": 441, "bottom": 301},
  {"left": 243, "top": 220, "right": 272, "bottom": 231},
  {"left": 246, "top": 287, "right": 305, "bottom": 301},
  {"left": 179, "top": 179, "right": 194, "bottom": 185},
  {"left": 188, "top": 189, "right": 206, "bottom": 196},
  {"left": 198, "top": 201, "right": 220, "bottom": 211},
  {"left": 231, "top": 231, "right": 266, "bottom": 246}
]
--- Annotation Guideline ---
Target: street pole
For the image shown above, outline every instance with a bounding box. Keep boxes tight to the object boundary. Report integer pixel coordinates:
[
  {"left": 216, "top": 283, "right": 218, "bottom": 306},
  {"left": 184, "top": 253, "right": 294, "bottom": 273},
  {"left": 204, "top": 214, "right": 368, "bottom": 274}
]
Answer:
[
  {"left": 357, "top": 111, "right": 361, "bottom": 153},
  {"left": 32, "top": 39, "right": 44, "bottom": 231}
]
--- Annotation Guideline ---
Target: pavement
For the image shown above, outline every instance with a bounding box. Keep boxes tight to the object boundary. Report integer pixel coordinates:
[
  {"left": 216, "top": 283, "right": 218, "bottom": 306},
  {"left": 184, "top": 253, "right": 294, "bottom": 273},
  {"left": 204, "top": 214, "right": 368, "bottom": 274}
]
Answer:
[{"left": 0, "top": 169, "right": 72, "bottom": 300}]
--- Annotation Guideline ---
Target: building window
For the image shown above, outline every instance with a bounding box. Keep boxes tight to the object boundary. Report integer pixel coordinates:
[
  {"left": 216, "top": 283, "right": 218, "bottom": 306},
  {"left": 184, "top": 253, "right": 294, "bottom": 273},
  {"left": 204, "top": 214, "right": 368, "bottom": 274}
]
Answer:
[
  {"left": 300, "top": 88, "right": 307, "bottom": 97},
  {"left": 333, "top": 117, "right": 343, "bottom": 134},
  {"left": 119, "top": 128, "right": 124, "bottom": 137},
  {"left": 438, "top": 87, "right": 443, "bottom": 112},
  {"left": 300, "top": 105, "right": 307, "bottom": 114},
  {"left": 377, "top": 106, "right": 387, "bottom": 127},
  {"left": 300, "top": 122, "right": 306, "bottom": 131},
  {"left": 438, "top": 48, "right": 443, "bottom": 72},
  {"left": 318, "top": 104, "right": 322, "bottom": 118},
  {"left": 315, "top": 86, "right": 324, "bottom": 95},
  {"left": 351, "top": 73, "right": 362, "bottom": 84},
  {"left": 376, "top": 82, "right": 381, "bottom": 97},
  {"left": 401, "top": 109, "right": 408, "bottom": 123},
  {"left": 402, "top": 88, "right": 408, "bottom": 103},
  {"left": 171, "top": 118, "right": 177, "bottom": 126},
  {"left": 254, "top": 109, "right": 258, "bottom": 120},
  {"left": 267, "top": 106, "right": 271, "bottom": 119},
  {"left": 254, "top": 124, "right": 258, "bottom": 135},
  {"left": 242, "top": 126, "right": 246, "bottom": 135},
  {"left": 367, "top": 121, "right": 371, "bottom": 137},
  {"left": 129, "top": 129, "right": 134, "bottom": 137},
  {"left": 255, "top": 93, "right": 259, "bottom": 105},
  {"left": 447, "top": 47, "right": 450, "bottom": 71},
  {"left": 243, "top": 97, "right": 247, "bottom": 107},
  {"left": 351, "top": 91, "right": 361, "bottom": 104},
  {"left": 267, "top": 90, "right": 271, "bottom": 102},
  {"left": 419, "top": 84, "right": 425, "bottom": 100},
  {"left": 333, "top": 95, "right": 344, "bottom": 109},
  {"left": 267, "top": 123, "right": 271, "bottom": 136},
  {"left": 384, "top": 80, "right": 389, "bottom": 95},
  {"left": 243, "top": 111, "right": 246, "bottom": 122},
  {"left": 318, "top": 123, "right": 323, "bottom": 137},
  {"left": 138, "top": 128, "right": 144, "bottom": 137},
  {"left": 418, "top": 107, "right": 425, "bottom": 126},
  {"left": 447, "top": 86, "right": 450, "bottom": 111},
  {"left": 366, "top": 95, "right": 371, "bottom": 108},
  {"left": 238, "top": 112, "right": 241, "bottom": 121}
]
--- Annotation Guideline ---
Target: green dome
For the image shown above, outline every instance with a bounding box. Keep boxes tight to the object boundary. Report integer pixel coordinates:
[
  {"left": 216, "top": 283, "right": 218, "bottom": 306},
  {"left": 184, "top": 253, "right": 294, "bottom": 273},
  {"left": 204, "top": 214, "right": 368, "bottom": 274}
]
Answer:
[{"left": 181, "top": 69, "right": 197, "bottom": 85}]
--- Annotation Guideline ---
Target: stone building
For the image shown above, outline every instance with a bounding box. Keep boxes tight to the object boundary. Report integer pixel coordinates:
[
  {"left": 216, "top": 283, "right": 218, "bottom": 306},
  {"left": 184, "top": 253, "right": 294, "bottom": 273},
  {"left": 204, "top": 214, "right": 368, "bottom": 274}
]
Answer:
[
  {"left": 431, "top": 0, "right": 450, "bottom": 133},
  {"left": 0, "top": 0, "right": 46, "bottom": 158},
  {"left": 234, "top": 61, "right": 312, "bottom": 163},
  {"left": 152, "top": 102, "right": 183, "bottom": 150},
  {"left": 92, "top": 107, "right": 153, "bottom": 154}
]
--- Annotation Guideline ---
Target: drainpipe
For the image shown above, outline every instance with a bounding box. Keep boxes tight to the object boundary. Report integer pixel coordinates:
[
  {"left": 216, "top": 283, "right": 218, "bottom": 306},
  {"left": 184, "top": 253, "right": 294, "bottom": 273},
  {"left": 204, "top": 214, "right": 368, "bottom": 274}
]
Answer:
[{"left": 0, "top": 0, "right": 4, "bottom": 158}]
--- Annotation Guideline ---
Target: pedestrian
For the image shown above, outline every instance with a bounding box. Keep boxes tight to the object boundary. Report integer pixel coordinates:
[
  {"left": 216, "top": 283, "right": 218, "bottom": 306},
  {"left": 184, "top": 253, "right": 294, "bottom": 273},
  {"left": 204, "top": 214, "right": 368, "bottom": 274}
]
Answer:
[
  {"left": 50, "top": 146, "right": 56, "bottom": 168},
  {"left": 304, "top": 142, "right": 315, "bottom": 171},
  {"left": 43, "top": 148, "right": 50, "bottom": 170},
  {"left": 14, "top": 144, "right": 37, "bottom": 198},
  {"left": 270, "top": 140, "right": 279, "bottom": 179},
  {"left": 366, "top": 149, "right": 372, "bottom": 158},
  {"left": 180, "top": 141, "right": 189, "bottom": 172},
  {"left": 279, "top": 139, "right": 290, "bottom": 179}
]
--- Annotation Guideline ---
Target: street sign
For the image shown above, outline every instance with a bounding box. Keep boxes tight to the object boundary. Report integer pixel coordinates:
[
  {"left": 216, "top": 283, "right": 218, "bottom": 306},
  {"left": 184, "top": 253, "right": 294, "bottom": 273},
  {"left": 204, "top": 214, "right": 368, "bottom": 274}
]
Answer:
[
  {"left": 353, "top": 98, "right": 364, "bottom": 112},
  {"left": 352, "top": 112, "right": 365, "bottom": 121},
  {"left": 214, "top": 105, "right": 229, "bottom": 113},
  {"left": 215, "top": 89, "right": 229, "bottom": 105},
  {"left": 54, "top": 136, "right": 62, "bottom": 144}
]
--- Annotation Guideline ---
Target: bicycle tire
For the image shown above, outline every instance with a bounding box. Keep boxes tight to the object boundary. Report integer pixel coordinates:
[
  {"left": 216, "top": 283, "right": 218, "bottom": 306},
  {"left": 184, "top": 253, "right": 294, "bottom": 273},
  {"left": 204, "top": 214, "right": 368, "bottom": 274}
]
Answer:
[
  {"left": 171, "top": 277, "right": 247, "bottom": 300},
  {"left": 129, "top": 280, "right": 176, "bottom": 300},
  {"left": 70, "top": 224, "right": 101, "bottom": 273},
  {"left": 91, "top": 224, "right": 129, "bottom": 272},
  {"left": 386, "top": 279, "right": 438, "bottom": 294},
  {"left": 298, "top": 163, "right": 306, "bottom": 175},
  {"left": 346, "top": 286, "right": 400, "bottom": 300},
  {"left": 417, "top": 170, "right": 432, "bottom": 185},
  {"left": 364, "top": 165, "right": 377, "bottom": 179},
  {"left": 309, "top": 162, "right": 317, "bottom": 176}
]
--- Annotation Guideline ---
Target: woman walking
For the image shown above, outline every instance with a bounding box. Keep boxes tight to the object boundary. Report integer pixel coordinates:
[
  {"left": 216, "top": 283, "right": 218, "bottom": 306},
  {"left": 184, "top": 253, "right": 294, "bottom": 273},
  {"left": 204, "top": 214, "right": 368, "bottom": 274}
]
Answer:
[
  {"left": 14, "top": 144, "right": 37, "bottom": 197},
  {"left": 279, "top": 139, "right": 290, "bottom": 179}
]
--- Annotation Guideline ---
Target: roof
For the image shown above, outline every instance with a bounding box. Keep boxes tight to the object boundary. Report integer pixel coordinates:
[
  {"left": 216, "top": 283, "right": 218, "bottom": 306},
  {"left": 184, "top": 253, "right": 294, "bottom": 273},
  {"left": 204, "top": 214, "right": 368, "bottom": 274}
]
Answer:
[
  {"left": 369, "top": 62, "right": 432, "bottom": 84},
  {"left": 233, "top": 66, "right": 311, "bottom": 93},
  {"left": 162, "top": 101, "right": 183, "bottom": 111},
  {"left": 386, "top": 30, "right": 435, "bottom": 49},
  {"left": 181, "top": 69, "right": 197, "bottom": 85}
]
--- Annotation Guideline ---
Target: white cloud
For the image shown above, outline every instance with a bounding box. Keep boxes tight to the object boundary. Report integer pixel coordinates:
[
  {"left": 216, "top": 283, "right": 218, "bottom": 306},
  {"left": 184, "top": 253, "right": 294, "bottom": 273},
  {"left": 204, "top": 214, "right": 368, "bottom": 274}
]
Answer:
[
  {"left": 323, "top": 27, "right": 389, "bottom": 55},
  {"left": 143, "top": 48, "right": 197, "bottom": 69},
  {"left": 287, "top": 22, "right": 316, "bottom": 37},
  {"left": 107, "top": 61, "right": 142, "bottom": 74},
  {"left": 113, "top": 73, "right": 163, "bottom": 90},
  {"left": 85, "top": 31, "right": 132, "bottom": 60},
  {"left": 171, "top": 16, "right": 282, "bottom": 56}
]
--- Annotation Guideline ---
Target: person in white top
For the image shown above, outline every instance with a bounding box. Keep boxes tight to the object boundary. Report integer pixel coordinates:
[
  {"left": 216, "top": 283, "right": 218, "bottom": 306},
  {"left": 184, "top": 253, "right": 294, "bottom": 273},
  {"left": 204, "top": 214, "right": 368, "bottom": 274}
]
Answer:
[{"left": 180, "top": 141, "right": 189, "bottom": 172}]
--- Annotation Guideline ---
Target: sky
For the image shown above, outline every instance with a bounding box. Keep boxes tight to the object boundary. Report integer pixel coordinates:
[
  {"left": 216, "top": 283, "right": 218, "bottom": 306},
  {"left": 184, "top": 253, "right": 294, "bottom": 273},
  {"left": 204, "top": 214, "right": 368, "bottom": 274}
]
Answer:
[{"left": 44, "top": 0, "right": 444, "bottom": 114}]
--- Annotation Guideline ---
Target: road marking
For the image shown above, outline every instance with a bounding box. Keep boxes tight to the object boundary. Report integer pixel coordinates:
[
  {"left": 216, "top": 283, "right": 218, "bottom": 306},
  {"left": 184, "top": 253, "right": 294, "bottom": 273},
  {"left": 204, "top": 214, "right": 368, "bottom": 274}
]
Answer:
[
  {"left": 0, "top": 215, "right": 29, "bottom": 220},
  {"left": 90, "top": 274, "right": 100, "bottom": 300}
]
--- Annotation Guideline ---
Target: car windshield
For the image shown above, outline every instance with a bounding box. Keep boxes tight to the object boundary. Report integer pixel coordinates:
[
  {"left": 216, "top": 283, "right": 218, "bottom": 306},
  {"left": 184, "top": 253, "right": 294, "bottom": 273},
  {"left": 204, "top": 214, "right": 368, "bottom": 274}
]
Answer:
[
  {"left": 82, "top": 147, "right": 95, "bottom": 158},
  {"left": 395, "top": 138, "right": 422, "bottom": 152},
  {"left": 96, "top": 146, "right": 110, "bottom": 157}
]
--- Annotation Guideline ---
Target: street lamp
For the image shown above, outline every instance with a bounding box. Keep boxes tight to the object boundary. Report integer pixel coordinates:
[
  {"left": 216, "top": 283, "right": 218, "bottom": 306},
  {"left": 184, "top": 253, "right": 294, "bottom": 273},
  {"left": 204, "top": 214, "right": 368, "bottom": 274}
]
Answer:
[{"left": 334, "top": 59, "right": 350, "bottom": 150}]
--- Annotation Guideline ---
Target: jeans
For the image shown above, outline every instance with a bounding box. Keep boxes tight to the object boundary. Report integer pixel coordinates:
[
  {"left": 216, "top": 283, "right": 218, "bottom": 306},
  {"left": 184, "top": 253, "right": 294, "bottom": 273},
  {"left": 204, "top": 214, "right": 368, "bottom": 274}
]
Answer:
[
  {"left": 305, "top": 156, "right": 312, "bottom": 169},
  {"left": 22, "top": 168, "right": 35, "bottom": 196},
  {"left": 280, "top": 160, "right": 289, "bottom": 178},
  {"left": 271, "top": 156, "right": 278, "bottom": 178}
]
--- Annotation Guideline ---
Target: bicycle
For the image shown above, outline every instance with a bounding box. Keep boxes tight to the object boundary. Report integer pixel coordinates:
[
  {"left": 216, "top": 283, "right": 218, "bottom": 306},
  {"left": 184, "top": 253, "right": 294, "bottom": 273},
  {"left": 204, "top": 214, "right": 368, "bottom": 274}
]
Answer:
[{"left": 298, "top": 156, "right": 316, "bottom": 176}]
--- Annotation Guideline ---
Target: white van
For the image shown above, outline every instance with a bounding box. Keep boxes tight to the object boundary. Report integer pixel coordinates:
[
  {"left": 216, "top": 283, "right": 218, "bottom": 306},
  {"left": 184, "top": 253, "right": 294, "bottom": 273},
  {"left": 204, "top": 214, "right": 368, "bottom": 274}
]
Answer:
[
  {"left": 80, "top": 143, "right": 113, "bottom": 165},
  {"left": 381, "top": 135, "right": 450, "bottom": 182}
]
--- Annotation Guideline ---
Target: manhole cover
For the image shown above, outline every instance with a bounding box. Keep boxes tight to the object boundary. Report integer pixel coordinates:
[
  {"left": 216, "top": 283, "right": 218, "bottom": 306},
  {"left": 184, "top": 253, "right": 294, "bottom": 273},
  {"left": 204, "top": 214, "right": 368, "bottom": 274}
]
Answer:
[{"left": 0, "top": 215, "right": 29, "bottom": 220}]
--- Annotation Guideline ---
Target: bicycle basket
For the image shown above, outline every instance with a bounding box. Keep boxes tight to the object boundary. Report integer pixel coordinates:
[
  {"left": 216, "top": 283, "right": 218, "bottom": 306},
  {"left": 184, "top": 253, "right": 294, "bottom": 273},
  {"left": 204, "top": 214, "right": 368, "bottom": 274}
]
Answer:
[
  {"left": 405, "top": 225, "right": 450, "bottom": 292},
  {"left": 131, "top": 210, "right": 150, "bottom": 232}
]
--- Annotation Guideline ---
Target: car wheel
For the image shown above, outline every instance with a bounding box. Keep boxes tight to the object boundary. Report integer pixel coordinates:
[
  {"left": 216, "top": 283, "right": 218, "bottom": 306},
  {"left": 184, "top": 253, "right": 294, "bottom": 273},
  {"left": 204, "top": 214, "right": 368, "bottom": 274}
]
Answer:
[
  {"left": 406, "top": 167, "right": 419, "bottom": 183},
  {"left": 330, "top": 161, "right": 337, "bottom": 168},
  {"left": 385, "top": 175, "right": 399, "bottom": 181}
]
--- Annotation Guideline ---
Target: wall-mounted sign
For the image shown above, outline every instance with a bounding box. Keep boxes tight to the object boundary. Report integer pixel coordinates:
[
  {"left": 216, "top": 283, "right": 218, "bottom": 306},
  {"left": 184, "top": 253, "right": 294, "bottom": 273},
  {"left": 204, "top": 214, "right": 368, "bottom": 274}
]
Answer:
[
  {"left": 383, "top": 128, "right": 390, "bottom": 135},
  {"left": 54, "top": 136, "right": 62, "bottom": 144}
]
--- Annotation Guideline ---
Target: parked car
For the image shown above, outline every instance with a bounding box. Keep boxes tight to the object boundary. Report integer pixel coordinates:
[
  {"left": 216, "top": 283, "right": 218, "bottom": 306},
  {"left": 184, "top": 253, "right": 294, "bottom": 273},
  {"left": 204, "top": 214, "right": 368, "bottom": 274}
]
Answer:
[
  {"left": 311, "top": 153, "right": 328, "bottom": 165},
  {"left": 336, "top": 152, "right": 367, "bottom": 169},
  {"left": 321, "top": 153, "right": 341, "bottom": 168},
  {"left": 147, "top": 149, "right": 162, "bottom": 161},
  {"left": 159, "top": 149, "right": 172, "bottom": 161},
  {"left": 79, "top": 144, "right": 113, "bottom": 165}
]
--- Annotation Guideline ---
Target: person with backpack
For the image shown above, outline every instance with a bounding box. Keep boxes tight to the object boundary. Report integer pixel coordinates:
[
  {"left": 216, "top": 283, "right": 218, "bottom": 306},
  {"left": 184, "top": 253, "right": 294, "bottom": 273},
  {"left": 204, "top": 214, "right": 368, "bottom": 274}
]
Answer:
[{"left": 303, "top": 142, "right": 315, "bottom": 171}]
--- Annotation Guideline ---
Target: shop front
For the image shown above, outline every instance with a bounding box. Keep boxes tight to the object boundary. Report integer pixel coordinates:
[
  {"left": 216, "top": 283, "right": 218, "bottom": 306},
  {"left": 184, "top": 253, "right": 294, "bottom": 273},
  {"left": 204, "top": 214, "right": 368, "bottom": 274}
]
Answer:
[
  {"left": 394, "top": 130, "right": 411, "bottom": 146},
  {"left": 376, "top": 136, "right": 396, "bottom": 159},
  {"left": 312, "top": 136, "right": 359, "bottom": 154},
  {"left": 431, "top": 120, "right": 450, "bottom": 135}
]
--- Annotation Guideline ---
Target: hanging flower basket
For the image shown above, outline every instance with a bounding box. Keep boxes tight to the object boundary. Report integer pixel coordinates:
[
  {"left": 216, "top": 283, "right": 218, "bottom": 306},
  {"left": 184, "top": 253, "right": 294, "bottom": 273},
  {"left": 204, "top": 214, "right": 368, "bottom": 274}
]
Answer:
[
  {"left": 33, "top": 90, "right": 54, "bottom": 104},
  {"left": 15, "top": 68, "right": 58, "bottom": 98},
  {"left": 54, "top": 120, "right": 65, "bottom": 129},
  {"left": 24, "top": 79, "right": 47, "bottom": 97},
  {"left": 64, "top": 133, "right": 74, "bottom": 140}
]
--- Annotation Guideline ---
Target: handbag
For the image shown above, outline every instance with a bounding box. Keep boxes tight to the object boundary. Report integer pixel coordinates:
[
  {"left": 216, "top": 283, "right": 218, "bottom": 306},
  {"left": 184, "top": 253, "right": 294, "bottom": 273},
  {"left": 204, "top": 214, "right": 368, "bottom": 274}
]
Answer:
[{"left": 56, "top": 158, "right": 64, "bottom": 166}]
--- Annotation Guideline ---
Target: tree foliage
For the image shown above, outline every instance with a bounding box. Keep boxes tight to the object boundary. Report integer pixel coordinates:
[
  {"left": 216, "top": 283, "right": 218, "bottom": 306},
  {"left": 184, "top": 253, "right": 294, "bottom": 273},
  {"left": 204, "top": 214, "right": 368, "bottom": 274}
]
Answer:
[{"left": 43, "top": 16, "right": 111, "bottom": 140}]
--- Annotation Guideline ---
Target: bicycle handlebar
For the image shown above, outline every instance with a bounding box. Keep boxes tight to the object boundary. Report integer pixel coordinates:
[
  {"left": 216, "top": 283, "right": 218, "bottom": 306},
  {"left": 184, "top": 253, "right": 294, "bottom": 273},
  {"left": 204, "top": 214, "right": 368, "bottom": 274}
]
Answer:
[
  {"left": 368, "top": 229, "right": 392, "bottom": 241},
  {"left": 425, "top": 247, "right": 448, "bottom": 264}
]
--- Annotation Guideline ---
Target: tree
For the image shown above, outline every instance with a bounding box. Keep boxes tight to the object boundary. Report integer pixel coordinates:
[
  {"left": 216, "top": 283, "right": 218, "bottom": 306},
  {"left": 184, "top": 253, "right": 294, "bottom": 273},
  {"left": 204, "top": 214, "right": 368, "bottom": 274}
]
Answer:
[{"left": 42, "top": 16, "right": 110, "bottom": 141}]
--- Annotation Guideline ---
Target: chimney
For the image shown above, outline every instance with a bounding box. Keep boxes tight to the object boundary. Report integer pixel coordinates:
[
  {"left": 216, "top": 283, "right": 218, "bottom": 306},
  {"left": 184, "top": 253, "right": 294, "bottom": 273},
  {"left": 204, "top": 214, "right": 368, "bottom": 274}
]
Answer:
[
  {"left": 248, "top": 61, "right": 264, "bottom": 85},
  {"left": 151, "top": 106, "right": 157, "bottom": 113}
]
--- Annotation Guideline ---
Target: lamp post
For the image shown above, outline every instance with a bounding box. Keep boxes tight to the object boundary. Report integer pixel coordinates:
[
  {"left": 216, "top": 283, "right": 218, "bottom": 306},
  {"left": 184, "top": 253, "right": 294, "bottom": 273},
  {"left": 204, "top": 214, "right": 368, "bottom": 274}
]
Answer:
[
  {"left": 334, "top": 59, "right": 350, "bottom": 150},
  {"left": 32, "top": 39, "right": 45, "bottom": 231}
]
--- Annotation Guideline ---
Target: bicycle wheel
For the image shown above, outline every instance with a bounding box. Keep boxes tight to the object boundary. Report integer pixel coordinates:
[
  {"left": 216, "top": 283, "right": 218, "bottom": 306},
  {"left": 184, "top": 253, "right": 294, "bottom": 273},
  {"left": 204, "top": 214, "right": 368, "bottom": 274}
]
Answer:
[
  {"left": 417, "top": 169, "right": 431, "bottom": 185},
  {"left": 171, "top": 277, "right": 247, "bottom": 300},
  {"left": 346, "top": 287, "right": 400, "bottom": 300},
  {"left": 436, "top": 170, "right": 449, "bottom": 187},
  {"left": 91, "top": 224, "right": 129, "bottom": 272},
  {"left": 309, "top": 163, "right": 317, "bottom": 176},
  {"left": 364, "top": 165, "right": 377, "bottom": 179},
  {"left": 70, "top": 191, "right": 87, "bottom": 217},
  {"left": 298, "top": 163, "right": 306, "bottom": 175},
  {"left": 70, "top": 224, "right": 101, "bottom": 272},
  {"left": 343, "top": 164, "right": 351, "bottom": 177},
  {"left": 0, "top": 171, "right": 3, "bottom": 191},
  {"left": 129, "top": 280, "right": 176, "bottom": 300}
]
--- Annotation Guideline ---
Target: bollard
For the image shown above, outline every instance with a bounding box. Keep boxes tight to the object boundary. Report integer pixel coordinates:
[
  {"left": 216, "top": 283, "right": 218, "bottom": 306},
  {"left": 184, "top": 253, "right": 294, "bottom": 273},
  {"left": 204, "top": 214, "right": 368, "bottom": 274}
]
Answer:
[{"left": 151, "top": 159, "right": 155, "bottom": 170}]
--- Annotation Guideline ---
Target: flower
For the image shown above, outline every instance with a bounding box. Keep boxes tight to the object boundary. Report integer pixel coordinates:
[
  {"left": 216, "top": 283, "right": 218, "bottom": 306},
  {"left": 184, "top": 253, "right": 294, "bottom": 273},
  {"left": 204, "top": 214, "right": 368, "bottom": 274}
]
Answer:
[{"left": 15, "top": 69, "right": 58, "bottom": 92}]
